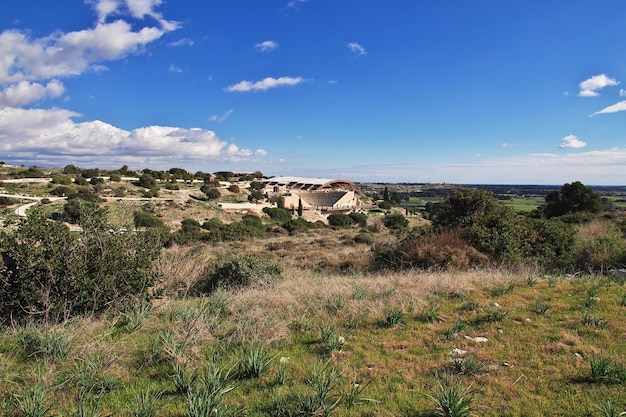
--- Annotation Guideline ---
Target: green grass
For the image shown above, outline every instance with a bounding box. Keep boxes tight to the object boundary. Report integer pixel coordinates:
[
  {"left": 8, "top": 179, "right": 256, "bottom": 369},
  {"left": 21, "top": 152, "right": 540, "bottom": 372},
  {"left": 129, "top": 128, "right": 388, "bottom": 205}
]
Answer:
[{"left": 1, "top": 271, "right": 626, "bottom": 416}]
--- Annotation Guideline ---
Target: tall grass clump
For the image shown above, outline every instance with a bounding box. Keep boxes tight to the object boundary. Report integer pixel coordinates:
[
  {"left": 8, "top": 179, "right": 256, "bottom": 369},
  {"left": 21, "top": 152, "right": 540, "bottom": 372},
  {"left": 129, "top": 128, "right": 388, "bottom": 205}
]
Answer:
[
  {"left": 423, "top": 374, "right": 482, "bottom": 417},
  {"left": 187, "top": 366, "right": 236, "bottom": 417},
  {"left": 384, "top": 306, "right": 403, "bottom": 328},
  {"left": 589, "top": 355, "right": 626, "bottom": 383},
  {"left": 15, "top": 380, "right": 52, "bottom": 417},
  {"left": 128, "top": 389, "right": 162, "bottom": 417},
  {"left": 236, "top": 344, "right": 274, "bottom": 379}
]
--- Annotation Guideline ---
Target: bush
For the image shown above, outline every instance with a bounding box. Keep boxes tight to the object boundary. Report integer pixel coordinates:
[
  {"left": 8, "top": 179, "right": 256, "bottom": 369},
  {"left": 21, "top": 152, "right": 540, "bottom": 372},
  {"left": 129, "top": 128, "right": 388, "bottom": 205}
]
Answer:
[
  {"left": 138, "top": 174, "right": 157, "bottom": 189},
  {"left": 0, "top": 196, "right": 16, "bottom": 206},
  {"left": 201, "top": 255, "right": 283, "bottom": 292},
  {"left": 109, "top": 174, "right": 122, "bottom": 182},
  {"left": 51, "top": 175, "right": 72, "bottom": 185},
  {"left": 574, "top": 220, "right": 626, "bottom": 272},
  {"left": 349, "top": 212, "right": 368, "bottom": 227},
  {"left": 373, "top": 230, "right": 489, "bottom": 270},
  {"left": 524, "top": 218, "right": 576, "bottom": 269},
  {"left": 263, "top": 207, "right": 292, "bottom": 223},
  {"left": 327, "top": 213, "right": 354, "bottom": 227},
  {"left": 0, "top": 206, "right": 162, "bottom": 323},
  {"left": 228, "top": 184, "right": 241, "bottom": 194},
  {"left": 51, "top": 186, "right": 77, "bottom": 197},
  {"left": 384, "top": 212, "right": 409, "bottom": 230},
  {"left": 134, "top": 212, "right": 167, "bottom": 230}
]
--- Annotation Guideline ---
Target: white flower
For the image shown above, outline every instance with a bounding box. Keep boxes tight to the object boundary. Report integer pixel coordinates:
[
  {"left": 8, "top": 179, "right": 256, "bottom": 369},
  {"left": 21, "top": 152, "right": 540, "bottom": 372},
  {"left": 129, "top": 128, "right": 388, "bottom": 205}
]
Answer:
[
  {"left": 280, "top": 356, "right": 290, "bottom": 364},
  {"left": 338, "top": 336, "right": 346, "bottom": 344}
]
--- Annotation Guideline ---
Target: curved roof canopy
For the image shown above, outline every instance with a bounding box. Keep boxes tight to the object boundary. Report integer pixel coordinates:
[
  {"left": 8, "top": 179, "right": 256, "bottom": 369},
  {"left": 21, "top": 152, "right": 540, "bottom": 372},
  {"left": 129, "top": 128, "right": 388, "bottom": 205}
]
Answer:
[{"left": 265, "top": 176, "right": 355, "bottom": 191}]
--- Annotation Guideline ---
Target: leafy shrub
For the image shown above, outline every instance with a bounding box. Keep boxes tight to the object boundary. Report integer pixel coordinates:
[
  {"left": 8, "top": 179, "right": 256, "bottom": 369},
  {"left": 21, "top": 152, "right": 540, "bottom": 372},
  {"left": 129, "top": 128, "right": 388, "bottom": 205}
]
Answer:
[
  {"left": 202, "top": 187, "right": 221, "bottom": 201},
  {"left": 109, "top": 174, "right": 122, "bottom": 182},
  {"left": 282, "top": 218, "right": 321, "bottom": 235},
  {"left": 51, "top": 185, "right": 77, "bottom": 197},
  {"left": 0, "top": 196, "right": 17, "bottom": 206},
  {"left": 134, "top": 212, "right": 167, "bottom": 230},
  {"left": 263, "top": 207, "right": 292, "bottom": 223},
  {"left": 200, "top": 255, "right": 283, "bottom": 292},
  {"left": 228, "top": 184, "right": 241, "bottom": 193},
  {"left": 0, "top": 205, "right": 162, "bottom": 322},
  {"left": 524, "top": 218, "right": 576, "bottom": 269},
  {"left": 384, "top": 212, "right": 408, "bottom": 229},
  {"left": 348, "top": 212, "right": 368, "bottom": 227},
  {"left": 51, "top": 175, "right": 72, "bottom": 185},
  {"left": 138, "top": 173, "right": 157, "bottom": 189},
  {"left": 327, "top": 213, "right": 354, "bottom": 227}
]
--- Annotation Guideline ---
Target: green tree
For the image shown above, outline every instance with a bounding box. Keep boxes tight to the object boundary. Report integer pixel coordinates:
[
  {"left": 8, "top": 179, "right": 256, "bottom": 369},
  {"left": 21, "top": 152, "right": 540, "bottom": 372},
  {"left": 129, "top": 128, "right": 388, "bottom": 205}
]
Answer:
[
  {"left": 248, "top": 190, "right": 264, "bottom": 203},
  {"left": 249, "top": 181, "right": 265, "bottom": 191},
  {"left": 202, "top": 187, "right": 221, "bottom": 201},
  {"left": 541, "top": 181, "right": 603, "bottom": 218},
  {"left": 297, "top": 198, "right": 303, "bottom": 216},
  {"left": 63, "top": 164, "right": 81, "bottom": 175},
  {"left": 138, "top": 173, "right": 157, "bottom": 189},
  {"left": 433, "top": 188, "right": 525, "bottom": 260}
]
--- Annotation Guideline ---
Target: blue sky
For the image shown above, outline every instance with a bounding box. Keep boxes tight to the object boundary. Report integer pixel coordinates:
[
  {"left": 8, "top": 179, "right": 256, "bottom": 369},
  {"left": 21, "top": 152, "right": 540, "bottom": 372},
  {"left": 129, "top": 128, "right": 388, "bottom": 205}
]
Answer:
[{"left": 0, "top": 0, "right": 625, "bottom": 184}]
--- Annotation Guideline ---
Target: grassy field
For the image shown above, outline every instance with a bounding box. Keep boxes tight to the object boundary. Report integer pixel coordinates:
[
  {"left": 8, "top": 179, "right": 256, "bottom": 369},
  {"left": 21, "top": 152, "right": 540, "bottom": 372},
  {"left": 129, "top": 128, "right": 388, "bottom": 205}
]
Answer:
[{"left": 1, "top": 237, "right": 626, "bottom": 416}]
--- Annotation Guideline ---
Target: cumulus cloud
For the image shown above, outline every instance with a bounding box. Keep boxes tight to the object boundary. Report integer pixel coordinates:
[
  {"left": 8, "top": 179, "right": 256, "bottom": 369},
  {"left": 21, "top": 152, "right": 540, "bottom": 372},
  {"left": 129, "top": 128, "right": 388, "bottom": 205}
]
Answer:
[
  {"left": 578, "top": 74, "right": 619, "bottom": 97},
  {"left": 254, "top": 40, "right": 279, "bottom": 52},
  {"left": 0, "top": 80, "right": 65, "bottom": 107},
  {"left": 169, "top": 64, "right": 182, "bottom": 73},
  {"left": 621, "top": 89, "right": 626, "bottom": 97},
  {"left": 558, "top": 134, "right": 586, "bottom": 149},
  {"left": 89, "top": 0, "right": 179, "bottom": 31},
  {"left": 0, "top": 22, "right": 168, "bottom": 84},
  {"left": 347, "top": 42, "right": 367, "bottom": 56},
  {"left": 592, "top": 100, "right": 626, "bottom": 116},
  {"left": 0, "top": 0, "right": 177, "bottom": 86},
  {"left": 0, "top": 107, "right": 265, "bottom": 168},
  {"left": 226, "top": 76, "right": 304, "bottom": 92}
]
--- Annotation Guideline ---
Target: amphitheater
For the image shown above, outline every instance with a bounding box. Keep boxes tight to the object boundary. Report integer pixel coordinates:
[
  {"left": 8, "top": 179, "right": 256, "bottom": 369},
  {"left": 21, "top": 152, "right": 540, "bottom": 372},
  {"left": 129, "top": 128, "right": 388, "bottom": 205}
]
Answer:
[{"left": 264, "top": 176, "right": 361, "bottom": 212}]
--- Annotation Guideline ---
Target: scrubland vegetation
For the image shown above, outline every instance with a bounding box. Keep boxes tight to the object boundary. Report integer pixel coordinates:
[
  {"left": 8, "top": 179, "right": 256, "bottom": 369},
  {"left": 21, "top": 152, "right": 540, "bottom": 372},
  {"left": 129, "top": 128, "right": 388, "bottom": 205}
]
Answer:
[{"left": 0, "top": 164, "right": 626, "bottom": 416}]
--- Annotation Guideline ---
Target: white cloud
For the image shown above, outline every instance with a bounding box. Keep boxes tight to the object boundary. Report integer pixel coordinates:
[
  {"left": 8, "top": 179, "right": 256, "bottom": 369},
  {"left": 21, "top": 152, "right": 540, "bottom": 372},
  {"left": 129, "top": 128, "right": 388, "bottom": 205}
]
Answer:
[
  {"left": 592, "top": 100, "right": 626, "bottom": 116},
  {"left": 347, "top": 42, "right": 367, "bottom": 56},
  {"left": 578, "top": 74, "right": 619, "bottom": 97},
  {"left": 558, "top": 134, "right": 586, "bottom": 149},
  {"left": 287, "top": 0, "right": 309, "bottom": 10},
  {"left": 254, "top": 40, "right": 279, "bottom": 52},
  {"left": 620, "top": 89, "right": 626, "bottom": 97},
  {"left": 169, "top": 64, "right": 182, "bottom": 73},
  {"left": 0, "top": 0, "right": 178, "bottom": 86},
  {"left": 0, "top": 22, "right": 167, "bottom": 84},
  {"left": 226, "top": 76, "right": 304, "bottom": 92},
  {"left": 208, "top": 109, "right": 234, "bottom": 123},
  {"left": 0, "top": 107, "right": 266, "bottom": 168},
  {"left": 0, "top": 80, "right": 65, "bottom": 107},
  {"left": 168, "top": 38, "right": 194, "bottom": 47},
  {"left": 89, "top": 0, "right": 120, "bottom": 23},
  {"left": 255, "top": 149, "right": 268, "bottom": 156}
]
